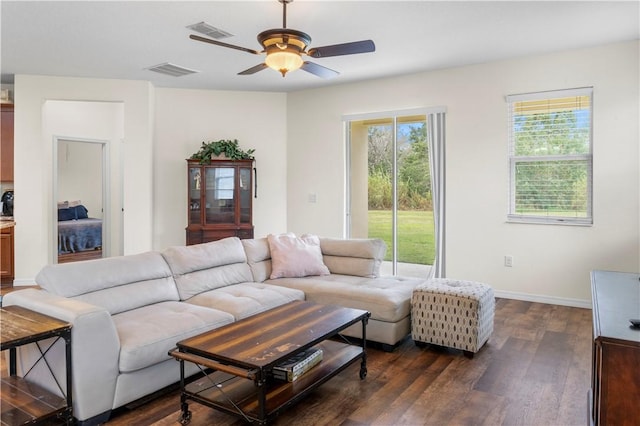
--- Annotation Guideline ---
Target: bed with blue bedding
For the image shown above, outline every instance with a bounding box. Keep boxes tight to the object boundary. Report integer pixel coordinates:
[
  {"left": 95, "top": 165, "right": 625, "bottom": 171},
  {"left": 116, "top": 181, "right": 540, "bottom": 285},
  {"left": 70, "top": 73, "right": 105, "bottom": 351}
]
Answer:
[{"left": 57, "top": 204, "right": 102, "bottom": 254}]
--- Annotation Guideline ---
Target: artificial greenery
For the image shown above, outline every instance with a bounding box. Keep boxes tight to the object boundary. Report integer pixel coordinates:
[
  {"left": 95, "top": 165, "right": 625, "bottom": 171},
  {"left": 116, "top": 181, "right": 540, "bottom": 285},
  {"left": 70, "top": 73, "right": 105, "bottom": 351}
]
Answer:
[{"left": 190, "top": 139, "right": 255, "bottom": 164}]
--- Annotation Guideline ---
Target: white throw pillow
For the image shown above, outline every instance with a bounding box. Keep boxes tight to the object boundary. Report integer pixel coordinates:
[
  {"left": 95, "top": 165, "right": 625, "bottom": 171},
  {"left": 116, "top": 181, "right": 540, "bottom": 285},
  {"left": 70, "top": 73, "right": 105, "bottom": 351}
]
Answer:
[{"left": 267, "top": 233, "right": 330, "bottom": 279}]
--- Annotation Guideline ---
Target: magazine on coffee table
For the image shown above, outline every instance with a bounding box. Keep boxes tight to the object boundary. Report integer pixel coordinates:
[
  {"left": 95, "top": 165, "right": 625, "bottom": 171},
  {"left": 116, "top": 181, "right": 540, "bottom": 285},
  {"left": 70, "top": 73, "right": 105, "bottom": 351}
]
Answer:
[{"left": 272, "top": 347, "right": 323, "bottom": 382}]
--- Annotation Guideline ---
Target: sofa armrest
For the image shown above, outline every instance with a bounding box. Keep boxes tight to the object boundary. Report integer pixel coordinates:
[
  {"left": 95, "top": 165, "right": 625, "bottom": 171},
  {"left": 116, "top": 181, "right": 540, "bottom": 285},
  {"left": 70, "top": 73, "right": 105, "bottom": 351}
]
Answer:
[
  {"left": 2, "top": 288, "right": 121, "bottom": 422},
  {"left": 319, "top": 238, "right": 387, "bottom": 278}
]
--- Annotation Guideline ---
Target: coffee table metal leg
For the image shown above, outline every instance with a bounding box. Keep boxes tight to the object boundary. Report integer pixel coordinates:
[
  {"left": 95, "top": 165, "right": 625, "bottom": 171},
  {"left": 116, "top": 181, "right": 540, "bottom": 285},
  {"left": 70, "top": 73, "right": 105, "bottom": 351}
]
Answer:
[
  {"left": 359, "top": 315, "right": 368, "bottom": 380},
  {"left": 63, "top": 329, "right": 73, "bottom": 425},
  {"left": 178, "top": 359, "right": 192, "bottom": 425},
  {"left": 257, "top": 374, "right": 267, "bottom": 425}
]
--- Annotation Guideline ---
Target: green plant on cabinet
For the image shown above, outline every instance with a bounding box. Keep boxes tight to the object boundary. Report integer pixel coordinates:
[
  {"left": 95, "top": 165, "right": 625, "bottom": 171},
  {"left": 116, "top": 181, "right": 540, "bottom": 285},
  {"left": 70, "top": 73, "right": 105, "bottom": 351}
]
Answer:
[{"left": 190, "top": 139, "right": 255, "bottom": 164}]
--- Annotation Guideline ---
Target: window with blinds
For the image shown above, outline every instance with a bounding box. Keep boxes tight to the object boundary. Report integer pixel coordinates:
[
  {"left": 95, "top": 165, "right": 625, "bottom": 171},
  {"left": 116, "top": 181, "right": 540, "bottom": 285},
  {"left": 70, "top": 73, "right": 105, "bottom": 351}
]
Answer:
[{"left": 507, "top": 88, "right": 593, "bottom": 225}]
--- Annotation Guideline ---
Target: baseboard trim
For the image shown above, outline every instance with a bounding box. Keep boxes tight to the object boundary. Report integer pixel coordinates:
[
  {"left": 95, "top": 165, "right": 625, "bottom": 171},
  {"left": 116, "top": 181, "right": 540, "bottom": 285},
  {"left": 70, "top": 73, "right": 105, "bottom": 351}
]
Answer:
[{"left": 494, "top": 290, "right": 591, "bottom": 309}]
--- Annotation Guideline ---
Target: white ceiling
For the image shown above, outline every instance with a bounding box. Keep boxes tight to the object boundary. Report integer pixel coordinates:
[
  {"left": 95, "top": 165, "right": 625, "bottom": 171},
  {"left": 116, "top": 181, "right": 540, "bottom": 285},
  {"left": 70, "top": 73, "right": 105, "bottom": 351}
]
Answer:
[{"left": 2, "top": 1, "right": 639, "bottom": 93}]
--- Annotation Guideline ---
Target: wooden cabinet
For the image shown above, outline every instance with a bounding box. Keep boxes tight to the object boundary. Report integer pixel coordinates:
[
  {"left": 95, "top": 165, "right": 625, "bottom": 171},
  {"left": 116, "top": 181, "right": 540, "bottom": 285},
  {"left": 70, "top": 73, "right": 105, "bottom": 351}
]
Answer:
[
  {"left": 590, "top": 270, "right": 640, "bottom": 426},
  {"left": 1, "top": 103, "right": 14, "bottom": 182},
  {"left": 186, "top": 159, "right": 254, "bottom": 245},
  {"left": 1, "top": 224, "right": 14, "bottom": 287}
]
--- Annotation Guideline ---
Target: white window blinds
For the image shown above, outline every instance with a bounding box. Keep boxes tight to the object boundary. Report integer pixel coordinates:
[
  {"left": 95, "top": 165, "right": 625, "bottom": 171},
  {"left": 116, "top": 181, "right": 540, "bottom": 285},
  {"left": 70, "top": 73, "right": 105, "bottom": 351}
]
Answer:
[{"left": 507, "top": 87, "right": 593, "bottom": 225}]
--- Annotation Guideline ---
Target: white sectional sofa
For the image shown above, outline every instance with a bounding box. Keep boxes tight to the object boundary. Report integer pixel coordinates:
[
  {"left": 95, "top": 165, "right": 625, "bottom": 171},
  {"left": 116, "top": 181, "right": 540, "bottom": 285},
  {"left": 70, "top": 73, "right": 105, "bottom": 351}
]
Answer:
[{"left": 2, "top": 235, "right": 425, "bottom": 425}]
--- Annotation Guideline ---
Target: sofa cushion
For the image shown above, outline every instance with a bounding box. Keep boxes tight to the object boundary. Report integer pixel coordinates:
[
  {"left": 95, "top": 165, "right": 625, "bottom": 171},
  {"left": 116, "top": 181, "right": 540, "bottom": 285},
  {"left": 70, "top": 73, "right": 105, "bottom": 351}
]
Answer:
[
  {"left": 265, "top": 274, "right": 424, "bottom": 323},
  {"left": 242, "top": 237, "right": 387, "bottom": 282},
  {"left": 162, "top": 237, "right": 254, "bottom": 300},
  {"left": 267, "top": 233, "right": 330, "bottom": 279},
  {"left": 112, "top": 301, "right": 234, "bottom": 373},
  {"left": 185, "top": 283, "right": 305, "bottom": 320},
  {"left": 242, "top": 237, "right": 272, "bottom": 282},
  {"left": 319, "top": 238, "right": 386, "bottom": 278},
  {"left": 73, "top": 276, "right": 180, "bottom": 315},
  {"left": 36, "top": 252, "right": 180, "bottom": 314}
]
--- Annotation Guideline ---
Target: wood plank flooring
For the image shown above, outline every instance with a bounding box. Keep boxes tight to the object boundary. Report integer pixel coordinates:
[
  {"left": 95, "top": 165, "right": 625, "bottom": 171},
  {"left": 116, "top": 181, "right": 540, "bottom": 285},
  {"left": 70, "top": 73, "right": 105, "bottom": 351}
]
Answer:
[{"left": 103, "top": 299, "right": 592, "bottom": 426}]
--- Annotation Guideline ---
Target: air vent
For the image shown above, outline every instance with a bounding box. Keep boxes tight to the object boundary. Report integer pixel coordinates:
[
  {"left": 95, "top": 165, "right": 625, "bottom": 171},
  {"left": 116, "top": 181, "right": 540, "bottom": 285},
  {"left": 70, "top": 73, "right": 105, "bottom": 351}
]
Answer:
[
  {"left": 145, "top": 63, "right": 199, "bottom": 77},
  {"left": 187, "top": 22, "right": 234, "bottom": 39}
]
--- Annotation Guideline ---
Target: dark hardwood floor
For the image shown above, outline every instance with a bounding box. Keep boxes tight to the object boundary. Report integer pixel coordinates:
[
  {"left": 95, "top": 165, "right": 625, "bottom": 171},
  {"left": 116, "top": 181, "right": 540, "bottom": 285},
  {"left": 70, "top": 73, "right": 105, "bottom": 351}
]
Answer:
[{"left": 104, "top": 298, "right": 592, "bottom": 426}]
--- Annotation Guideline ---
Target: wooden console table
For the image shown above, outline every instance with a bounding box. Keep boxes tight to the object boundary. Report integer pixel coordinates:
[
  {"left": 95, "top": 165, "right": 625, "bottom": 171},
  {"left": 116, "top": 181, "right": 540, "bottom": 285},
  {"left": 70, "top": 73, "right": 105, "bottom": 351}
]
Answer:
[
  {"left": 590, "top": 270, "right": 640, "bottom": 425},
  {"left": 0, "top": 305, "right": 73, "bottom": 425}
]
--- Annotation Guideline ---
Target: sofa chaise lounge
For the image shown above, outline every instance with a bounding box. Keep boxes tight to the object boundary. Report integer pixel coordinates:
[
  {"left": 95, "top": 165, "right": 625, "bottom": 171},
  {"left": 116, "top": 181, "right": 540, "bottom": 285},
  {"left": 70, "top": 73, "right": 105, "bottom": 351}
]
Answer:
[{"left": 2, "top": 235, "right": 426, "bottom": 424}]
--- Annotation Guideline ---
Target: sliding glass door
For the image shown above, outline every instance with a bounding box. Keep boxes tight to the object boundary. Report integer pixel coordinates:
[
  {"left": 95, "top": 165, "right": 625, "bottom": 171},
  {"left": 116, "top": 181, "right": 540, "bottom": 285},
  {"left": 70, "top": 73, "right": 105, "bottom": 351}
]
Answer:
[{"left": 346, "top": 110, "right": 443, "bottom": 278}]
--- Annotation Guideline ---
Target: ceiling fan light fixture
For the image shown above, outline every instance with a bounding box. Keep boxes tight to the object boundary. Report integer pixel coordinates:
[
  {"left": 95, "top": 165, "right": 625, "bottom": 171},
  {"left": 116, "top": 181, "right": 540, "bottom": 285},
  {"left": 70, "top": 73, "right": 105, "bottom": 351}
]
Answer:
[
  {"left": 265, "top": 50, "right": 303, "bottom": 77},
  {"left": 189, "top": 0, "right": 375, "bottom": 79},
  {"left": 259, "top": 28, "right": 309, "bottom": 76}
]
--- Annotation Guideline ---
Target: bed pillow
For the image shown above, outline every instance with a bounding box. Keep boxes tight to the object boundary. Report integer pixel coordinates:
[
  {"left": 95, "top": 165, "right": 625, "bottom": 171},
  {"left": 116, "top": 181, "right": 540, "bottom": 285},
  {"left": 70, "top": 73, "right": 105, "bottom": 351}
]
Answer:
[
  {"left": 267, "top": 233, "right": 330, "bottom": 279},
  {"left": 57, "top": 205, "right": 89, "bottom": 221},
  {"left": 58, "top": 208, "right": 76, "bottom": 221},
  {"left": 73, "top": 205, "right": 89, "bottom": 219}
]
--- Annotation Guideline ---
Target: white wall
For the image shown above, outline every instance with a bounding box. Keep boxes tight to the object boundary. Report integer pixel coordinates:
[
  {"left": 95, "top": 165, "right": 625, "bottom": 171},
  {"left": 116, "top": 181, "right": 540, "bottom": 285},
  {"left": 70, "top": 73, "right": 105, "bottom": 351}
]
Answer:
[
  {"left": 13, "top": 75, "right": 153, "bottom": 283},
  {"left": 13, "top": 78, "right": 287, "bottom": 283},
  {"left": 57, "top": 140, "right": 104, "bottom": 220},
  {"left": 12, "top": 42, "right": 638, "bottom": 305},
  {"left": 287, "top": 41, "right": 640, "bottom": 306},
  {"left": 152, "top": 88, "right": 288, "bottom": 250}
]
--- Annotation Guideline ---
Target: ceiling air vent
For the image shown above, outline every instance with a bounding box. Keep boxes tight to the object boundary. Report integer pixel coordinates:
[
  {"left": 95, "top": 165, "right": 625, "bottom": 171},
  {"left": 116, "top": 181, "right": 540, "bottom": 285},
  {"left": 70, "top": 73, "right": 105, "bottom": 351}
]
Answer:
[
  {"left": 187, "top": 22, "right": 234, "bottom": 39},
  {"left": 145, "top": 63, "right": 199, "bottom": 77}
]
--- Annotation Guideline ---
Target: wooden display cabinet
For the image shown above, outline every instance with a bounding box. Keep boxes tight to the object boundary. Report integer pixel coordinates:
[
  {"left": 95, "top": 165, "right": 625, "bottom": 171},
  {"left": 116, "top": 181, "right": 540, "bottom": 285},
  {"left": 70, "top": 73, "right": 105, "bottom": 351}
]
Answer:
[{"left": 186, "top": 159, "right": 254, "bottom": 245}]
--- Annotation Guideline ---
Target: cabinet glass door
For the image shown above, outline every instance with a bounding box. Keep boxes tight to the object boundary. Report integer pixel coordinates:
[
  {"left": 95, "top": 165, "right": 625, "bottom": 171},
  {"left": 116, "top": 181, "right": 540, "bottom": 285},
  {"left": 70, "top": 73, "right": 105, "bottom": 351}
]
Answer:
[
  {"left": 239, "top": 167, "right": 251, "bottom": 224},
  {"left": 188, "top": 167, "right": 202, "bottom": 225},
  {"left": 205, "top": 167, "right": 235, "bottom": 224}
]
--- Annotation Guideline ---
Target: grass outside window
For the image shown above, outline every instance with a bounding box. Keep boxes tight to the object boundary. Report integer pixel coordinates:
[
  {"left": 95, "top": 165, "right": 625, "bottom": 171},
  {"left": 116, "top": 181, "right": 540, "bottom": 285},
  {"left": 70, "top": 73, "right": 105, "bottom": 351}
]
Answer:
[{"left": 368, "top": 210, "right": 435, "bottom": 265}]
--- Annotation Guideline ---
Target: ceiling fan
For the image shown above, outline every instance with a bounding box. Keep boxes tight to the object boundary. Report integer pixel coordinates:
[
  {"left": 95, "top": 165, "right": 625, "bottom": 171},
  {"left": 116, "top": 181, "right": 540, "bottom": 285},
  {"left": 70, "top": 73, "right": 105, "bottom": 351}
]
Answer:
[{"left": 189, "top": 0, "right": 375, "bottom": 78}]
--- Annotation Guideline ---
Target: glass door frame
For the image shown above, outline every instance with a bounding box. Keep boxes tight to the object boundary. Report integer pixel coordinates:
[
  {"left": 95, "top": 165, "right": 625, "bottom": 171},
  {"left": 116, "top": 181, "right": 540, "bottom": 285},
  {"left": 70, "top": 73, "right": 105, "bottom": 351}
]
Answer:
[{"left": 344, "top": 107, "right": 445, "bottom": 276}]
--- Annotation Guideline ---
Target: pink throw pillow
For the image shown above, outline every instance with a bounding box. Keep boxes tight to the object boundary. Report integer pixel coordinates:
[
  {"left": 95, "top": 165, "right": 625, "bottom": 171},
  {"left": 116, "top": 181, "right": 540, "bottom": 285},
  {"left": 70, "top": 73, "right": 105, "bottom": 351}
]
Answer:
[{"left": 267, "top": 233, "right": 330, "bottom": 279}]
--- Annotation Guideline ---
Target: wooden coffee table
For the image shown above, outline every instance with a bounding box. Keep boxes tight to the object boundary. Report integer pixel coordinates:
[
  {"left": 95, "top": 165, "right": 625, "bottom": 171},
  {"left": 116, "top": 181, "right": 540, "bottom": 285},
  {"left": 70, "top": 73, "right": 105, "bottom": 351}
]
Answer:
[{"left": 170, "top": 300, "right": 370, "bottom": 425}]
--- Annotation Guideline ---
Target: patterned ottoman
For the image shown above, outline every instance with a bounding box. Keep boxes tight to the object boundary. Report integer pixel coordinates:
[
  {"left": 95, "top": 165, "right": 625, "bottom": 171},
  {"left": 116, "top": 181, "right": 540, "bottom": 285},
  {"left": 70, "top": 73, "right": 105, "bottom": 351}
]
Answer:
[{"left": 411, "top": 278, "right": 494, "bottom": 358}]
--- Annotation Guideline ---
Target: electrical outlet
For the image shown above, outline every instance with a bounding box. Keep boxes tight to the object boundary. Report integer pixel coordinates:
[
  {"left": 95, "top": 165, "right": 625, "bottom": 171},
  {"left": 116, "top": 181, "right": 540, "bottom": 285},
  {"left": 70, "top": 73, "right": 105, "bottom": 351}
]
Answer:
[
  {"left": 308, "top": 193, "right": 317, "bottom": 203},
  {"left": 504, "top": 255, "right": 513, "bottom": 267}
]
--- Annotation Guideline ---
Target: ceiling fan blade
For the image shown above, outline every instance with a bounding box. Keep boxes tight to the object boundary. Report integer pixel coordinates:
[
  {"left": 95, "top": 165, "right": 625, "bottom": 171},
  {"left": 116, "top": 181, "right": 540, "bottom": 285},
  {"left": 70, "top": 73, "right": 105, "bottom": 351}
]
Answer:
[
  {"left": 238, "top": 63, "right": 269, "bottom": 75},
  {"left": 301, "top": 61, "right": 339, "bottom": 79},
  {"left": 189, "top": 34, "right": 261, "bottom": 55},
  {"left": 307, "top": 40, "right": 375, "bottom": 58}
]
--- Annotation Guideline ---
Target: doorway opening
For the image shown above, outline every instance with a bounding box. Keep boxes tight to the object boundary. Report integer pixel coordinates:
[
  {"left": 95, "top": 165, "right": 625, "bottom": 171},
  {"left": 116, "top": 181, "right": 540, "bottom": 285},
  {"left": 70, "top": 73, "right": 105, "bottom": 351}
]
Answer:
[{"left": 53, "top": 137, "right": 109, "bottom": 263}]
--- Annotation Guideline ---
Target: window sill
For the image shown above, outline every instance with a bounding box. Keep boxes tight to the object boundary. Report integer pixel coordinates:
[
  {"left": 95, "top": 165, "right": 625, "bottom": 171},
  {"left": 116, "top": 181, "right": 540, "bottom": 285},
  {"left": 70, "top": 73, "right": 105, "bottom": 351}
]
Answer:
[{"left": 506, "top": 216, "right": 593, "bottom": 226}]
